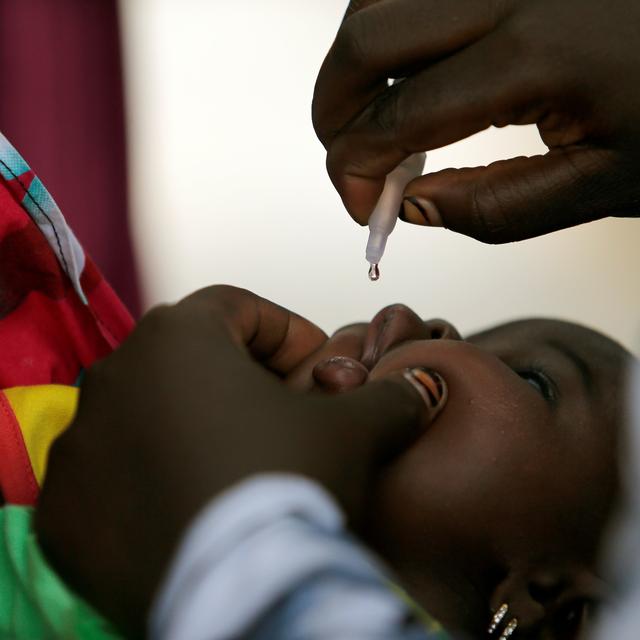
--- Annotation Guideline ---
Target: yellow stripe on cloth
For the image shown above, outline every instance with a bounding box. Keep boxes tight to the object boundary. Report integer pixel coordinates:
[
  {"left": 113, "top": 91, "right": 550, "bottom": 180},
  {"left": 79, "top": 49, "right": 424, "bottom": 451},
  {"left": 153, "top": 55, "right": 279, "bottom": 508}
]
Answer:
[{"left": 3, "top": 386, "right": 78, "bottom": 486}]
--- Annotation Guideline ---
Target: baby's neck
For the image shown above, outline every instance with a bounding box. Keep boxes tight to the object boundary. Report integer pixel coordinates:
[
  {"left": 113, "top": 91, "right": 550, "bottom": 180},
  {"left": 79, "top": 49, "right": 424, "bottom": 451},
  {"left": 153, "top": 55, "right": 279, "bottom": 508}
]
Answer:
[{"left": 391, "top": 555, "right": 493, "bottom": 636}]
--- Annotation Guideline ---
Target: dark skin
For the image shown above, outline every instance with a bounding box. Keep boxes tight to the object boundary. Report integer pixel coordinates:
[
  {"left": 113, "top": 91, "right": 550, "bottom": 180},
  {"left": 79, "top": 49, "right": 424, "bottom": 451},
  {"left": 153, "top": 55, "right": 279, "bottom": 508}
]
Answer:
[
  {"left": 34, "top": 286, "right": 436, "bottom": 637},
  {"left": 313, "top": 0, "right": 640, "bottom": 242},
  {"left": 34, "top": 287, "right": 630, "bottom": 638},
  {"left": 287, "top": 305, "right": 631, "bottom": 639}
]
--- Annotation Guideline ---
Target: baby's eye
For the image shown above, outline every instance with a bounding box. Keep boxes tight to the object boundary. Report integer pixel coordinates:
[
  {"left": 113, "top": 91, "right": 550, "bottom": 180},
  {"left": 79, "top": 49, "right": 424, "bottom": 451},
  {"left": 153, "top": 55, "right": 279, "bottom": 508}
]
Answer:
[{"left": 516, "top": 368, "right": 557, "bottom": 403}]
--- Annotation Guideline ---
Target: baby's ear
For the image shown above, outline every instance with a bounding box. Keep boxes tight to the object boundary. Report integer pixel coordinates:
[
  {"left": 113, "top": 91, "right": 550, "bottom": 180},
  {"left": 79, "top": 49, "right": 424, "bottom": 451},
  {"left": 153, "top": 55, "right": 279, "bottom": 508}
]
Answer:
[{"left": 488, "top": 567, "right": 605, "bottom": 638}]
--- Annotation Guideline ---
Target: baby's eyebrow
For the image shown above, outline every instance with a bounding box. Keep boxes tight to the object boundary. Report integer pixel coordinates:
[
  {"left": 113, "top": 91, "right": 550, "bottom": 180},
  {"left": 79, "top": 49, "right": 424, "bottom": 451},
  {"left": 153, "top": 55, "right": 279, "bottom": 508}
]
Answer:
[{"left": 546, "top": 339, "right": 594, "bottom": 394}]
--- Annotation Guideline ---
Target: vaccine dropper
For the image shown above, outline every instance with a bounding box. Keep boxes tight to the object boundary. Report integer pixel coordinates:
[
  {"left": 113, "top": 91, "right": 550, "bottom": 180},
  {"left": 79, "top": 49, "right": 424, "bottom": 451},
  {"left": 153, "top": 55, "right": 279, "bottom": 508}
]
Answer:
[{"left": 365, "top": 152, "right": 426, "bottom": 281}]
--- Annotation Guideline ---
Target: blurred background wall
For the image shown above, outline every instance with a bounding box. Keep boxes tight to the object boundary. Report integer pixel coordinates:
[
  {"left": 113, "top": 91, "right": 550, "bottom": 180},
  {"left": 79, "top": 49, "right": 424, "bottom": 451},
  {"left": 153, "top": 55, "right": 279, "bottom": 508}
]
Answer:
[
  {"left": 0, "top": 0, "right": 141, "bottom": 316},
  {"left": 87, "top": 1, "right": 640, "bottom": 350}
]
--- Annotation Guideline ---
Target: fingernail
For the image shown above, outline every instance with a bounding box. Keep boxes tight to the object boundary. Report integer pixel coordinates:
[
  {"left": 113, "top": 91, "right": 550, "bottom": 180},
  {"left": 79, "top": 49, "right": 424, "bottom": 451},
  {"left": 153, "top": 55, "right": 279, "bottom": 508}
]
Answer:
[
  {"left": 402, "top": 196, "right": 443, "bottom": 227},
  {"left": 313, "top": 356, "right": 368, "bottom": 393},
  {"left": 403, "top": 367, "right": 447, "bottom": 419},
  {"left": 325, "top": 356, "right": 359, "bottom": 369}
]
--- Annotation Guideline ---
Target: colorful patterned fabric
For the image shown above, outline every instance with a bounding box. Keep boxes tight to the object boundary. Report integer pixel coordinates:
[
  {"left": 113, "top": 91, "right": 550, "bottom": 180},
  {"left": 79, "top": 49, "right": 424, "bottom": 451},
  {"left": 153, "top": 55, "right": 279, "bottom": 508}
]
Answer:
[
  {"left": 0, "top": 131, "right": 129, "bottom": 636},
  {"left": 0, "top": 131, "right": 134, "bottom": 505}
]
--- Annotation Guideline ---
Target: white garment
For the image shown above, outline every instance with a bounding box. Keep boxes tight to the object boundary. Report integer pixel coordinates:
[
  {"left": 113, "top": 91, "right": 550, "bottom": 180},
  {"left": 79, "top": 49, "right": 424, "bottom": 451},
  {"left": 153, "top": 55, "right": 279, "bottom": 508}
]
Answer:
[
  {"left": 149, "top": 474, "right": 432, "bottom": 640},
  {"left": 591, "top": 359, "right": 640, "bottom": 639}
]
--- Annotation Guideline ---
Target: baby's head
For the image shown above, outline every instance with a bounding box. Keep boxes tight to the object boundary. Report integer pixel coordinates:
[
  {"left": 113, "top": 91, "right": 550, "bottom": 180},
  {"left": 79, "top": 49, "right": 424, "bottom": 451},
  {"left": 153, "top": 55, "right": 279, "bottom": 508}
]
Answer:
[{"left": 288, "top": 305, "right": 633, "bottom": 638}]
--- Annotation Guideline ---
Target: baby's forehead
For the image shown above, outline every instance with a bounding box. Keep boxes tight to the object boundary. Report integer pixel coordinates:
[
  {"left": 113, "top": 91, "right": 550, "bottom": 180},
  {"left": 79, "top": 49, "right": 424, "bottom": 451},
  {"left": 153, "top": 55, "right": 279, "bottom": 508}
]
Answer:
[
  {"left": 471, "top": 317, "right": 611, "bottom": 349},
  {"left": 470, "top": 317, "right": 632, "bottom": 422},
  {"left": 467, "top": 318, "right": 630, "bottom": 376}
]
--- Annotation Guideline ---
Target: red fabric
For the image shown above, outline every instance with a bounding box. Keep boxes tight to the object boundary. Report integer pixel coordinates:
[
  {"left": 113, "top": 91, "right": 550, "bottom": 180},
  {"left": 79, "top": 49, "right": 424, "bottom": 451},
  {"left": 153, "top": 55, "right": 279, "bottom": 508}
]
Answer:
[
  {"left": 0, "top": 0, "right": 141, "bottom": 317},
  {"left": 0, "top": 169, "right": 133, "bottom": 389},
  {"left": 0, "top": 392, "right": 38, "bottom": 505},
  {"left": 81, "top": 259, "right": 133, "bottom": 351}
]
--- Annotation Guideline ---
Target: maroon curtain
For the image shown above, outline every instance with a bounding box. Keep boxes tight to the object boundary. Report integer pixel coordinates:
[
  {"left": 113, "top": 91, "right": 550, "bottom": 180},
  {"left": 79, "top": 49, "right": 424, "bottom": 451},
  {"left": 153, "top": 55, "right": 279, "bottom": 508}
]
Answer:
[{"left": 0, "top": 0, "right": 141, "bottom": 317}]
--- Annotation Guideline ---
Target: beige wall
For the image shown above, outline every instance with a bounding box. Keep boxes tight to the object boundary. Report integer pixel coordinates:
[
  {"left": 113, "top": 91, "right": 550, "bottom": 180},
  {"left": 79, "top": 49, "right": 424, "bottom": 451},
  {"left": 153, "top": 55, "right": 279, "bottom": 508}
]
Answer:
[{"left": 120, "top": 0, "right": 639, "bottom": 352}]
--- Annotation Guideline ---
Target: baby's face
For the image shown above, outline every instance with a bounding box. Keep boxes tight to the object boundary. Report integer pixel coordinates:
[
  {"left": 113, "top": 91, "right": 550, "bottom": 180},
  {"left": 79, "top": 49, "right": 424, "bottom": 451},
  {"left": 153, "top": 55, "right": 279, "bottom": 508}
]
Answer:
[{"left": 287, "top": 305, "right": 631, "bottom": 633}]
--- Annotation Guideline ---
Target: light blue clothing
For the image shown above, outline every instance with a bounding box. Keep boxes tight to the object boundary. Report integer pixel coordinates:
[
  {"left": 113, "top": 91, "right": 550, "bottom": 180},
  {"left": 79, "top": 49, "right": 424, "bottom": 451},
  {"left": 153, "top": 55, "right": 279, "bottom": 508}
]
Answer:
[
  {"left": 150, "top": 475, "right": 450, "bottom": 640},
  {"left": 592, "top": 360, "right": 640, "bottom": 639}
]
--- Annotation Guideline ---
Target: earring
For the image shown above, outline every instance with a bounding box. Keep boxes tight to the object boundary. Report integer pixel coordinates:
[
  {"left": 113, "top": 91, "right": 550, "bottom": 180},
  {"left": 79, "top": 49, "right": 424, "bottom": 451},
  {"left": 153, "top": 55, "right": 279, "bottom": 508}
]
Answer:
[{"left": 488, "top": 603, "right": 518, "bottom": 638}]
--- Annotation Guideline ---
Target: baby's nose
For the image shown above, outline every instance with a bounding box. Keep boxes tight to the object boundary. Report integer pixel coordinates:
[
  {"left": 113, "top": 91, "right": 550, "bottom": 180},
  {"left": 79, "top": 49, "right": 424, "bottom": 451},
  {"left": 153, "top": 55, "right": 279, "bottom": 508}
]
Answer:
[
  {"left": 422, "top": 318, "right": 462, "bottom": 342},
  {"left": 362, "top": 304, "right": 461, "bottom": 369}
]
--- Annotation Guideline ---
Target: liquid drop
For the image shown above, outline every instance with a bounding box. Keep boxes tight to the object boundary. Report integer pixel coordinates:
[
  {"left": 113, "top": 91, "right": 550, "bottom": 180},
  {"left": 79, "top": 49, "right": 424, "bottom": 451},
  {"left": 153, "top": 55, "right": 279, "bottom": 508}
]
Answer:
[{"left": 368, "top": 263, "right": 380, "bottom": 281}]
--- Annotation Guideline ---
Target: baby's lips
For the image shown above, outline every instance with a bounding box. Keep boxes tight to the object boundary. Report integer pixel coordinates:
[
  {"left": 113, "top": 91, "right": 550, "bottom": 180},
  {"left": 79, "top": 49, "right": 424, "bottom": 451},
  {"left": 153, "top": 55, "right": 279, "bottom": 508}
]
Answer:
[
  {"left": 403, "top": 367, "right": 448, "bottom": 423},
  {"left": 362, "top": 304, "right": 431, "bottom": 369}
]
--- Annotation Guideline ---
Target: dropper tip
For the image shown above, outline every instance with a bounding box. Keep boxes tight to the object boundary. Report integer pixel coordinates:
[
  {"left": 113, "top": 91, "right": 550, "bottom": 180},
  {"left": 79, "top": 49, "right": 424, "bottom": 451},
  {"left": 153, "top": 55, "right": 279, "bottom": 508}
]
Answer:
[{"left": 368, "top": 263, "right": 380, "bottom": 281}]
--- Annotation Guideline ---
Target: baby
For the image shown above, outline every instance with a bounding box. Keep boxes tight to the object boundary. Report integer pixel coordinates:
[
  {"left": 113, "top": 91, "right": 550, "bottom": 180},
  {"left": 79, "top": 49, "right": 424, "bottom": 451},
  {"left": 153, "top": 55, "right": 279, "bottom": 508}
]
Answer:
[
  {"left": 0, "top": 298, "right": 631, "bottom": 639},
  {"left": 286, "top": 304, "right": 632, "bottom": 639}
]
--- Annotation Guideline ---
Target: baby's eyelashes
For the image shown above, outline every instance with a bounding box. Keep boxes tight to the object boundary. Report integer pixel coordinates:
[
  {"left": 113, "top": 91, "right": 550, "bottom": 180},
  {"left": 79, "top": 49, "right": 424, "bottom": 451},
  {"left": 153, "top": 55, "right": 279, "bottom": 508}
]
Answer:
[{"left": 514, "top": 367, "right": 558, "bottom": 405}]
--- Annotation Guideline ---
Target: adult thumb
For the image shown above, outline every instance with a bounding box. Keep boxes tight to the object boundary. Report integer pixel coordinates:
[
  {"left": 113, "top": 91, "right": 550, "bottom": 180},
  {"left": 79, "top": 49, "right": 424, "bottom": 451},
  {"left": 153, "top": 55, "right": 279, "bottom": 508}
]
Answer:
[
  {"left": 401, "top": 147, "right": 620, "bottom": 243},
  {"left": 332, "top": 367, "right": 448, "bottom": 464}
]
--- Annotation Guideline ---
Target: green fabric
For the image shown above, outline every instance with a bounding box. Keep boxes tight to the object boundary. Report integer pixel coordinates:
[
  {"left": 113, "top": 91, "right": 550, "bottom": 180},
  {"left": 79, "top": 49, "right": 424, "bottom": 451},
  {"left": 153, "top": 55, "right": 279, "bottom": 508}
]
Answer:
[{"left": 0, "top": 506, "right": 121, "bottom": 639}]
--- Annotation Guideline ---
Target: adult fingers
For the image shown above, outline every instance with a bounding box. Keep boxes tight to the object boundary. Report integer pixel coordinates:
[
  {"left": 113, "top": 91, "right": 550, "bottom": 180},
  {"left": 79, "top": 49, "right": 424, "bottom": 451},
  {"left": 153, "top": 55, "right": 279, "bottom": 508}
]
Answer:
[
  {"left": 178, "top": 285, "right": 327, "bottom": 375},
  {"left": 330, "top": 366, "right": 448, "bottom": 464},
  {"left": 324, "top": 26, "right": 553, "bottom": 223},
  {"left": 343, "top": 0, "right": 382, "bottom": 19},
  {"left": 400, "top": 147, "right": 622, "bottom": 243},
  {"left": 313, "top": 0, "right": 509, "bottom": 148},
  {"left": 286, "top": 322, "right": 369, "bottom": 391},
  {"left": 312, "top": 356, "right": 369, "bottom": 394}
]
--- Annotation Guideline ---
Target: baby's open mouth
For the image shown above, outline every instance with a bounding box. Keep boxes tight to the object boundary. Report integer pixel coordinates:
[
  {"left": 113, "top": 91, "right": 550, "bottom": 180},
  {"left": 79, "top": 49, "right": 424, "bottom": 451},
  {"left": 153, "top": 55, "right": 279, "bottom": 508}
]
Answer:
[{"left": 403, "top": 367, "right": 448, "bottom": 422}]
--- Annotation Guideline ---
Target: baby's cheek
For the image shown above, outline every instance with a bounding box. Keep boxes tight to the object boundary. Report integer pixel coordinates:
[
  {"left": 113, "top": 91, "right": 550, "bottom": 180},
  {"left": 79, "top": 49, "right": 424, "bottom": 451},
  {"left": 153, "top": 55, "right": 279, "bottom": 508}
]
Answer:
[
  {"left": 365, "top": 343, "right": 549, "bottom": 538},
  {"left": 369, "top": 338, "right": 544, "bottom": 443}
]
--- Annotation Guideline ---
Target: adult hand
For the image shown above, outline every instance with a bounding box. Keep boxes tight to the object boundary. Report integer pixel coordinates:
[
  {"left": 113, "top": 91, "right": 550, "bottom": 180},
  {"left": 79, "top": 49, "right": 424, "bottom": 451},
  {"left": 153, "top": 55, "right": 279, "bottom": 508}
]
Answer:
[
  {"left": 35, "top": 286, "right": 437, "bottom": 636},
  {"left": 313, "top": 0, "right": 640, "bottom": 243}
]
